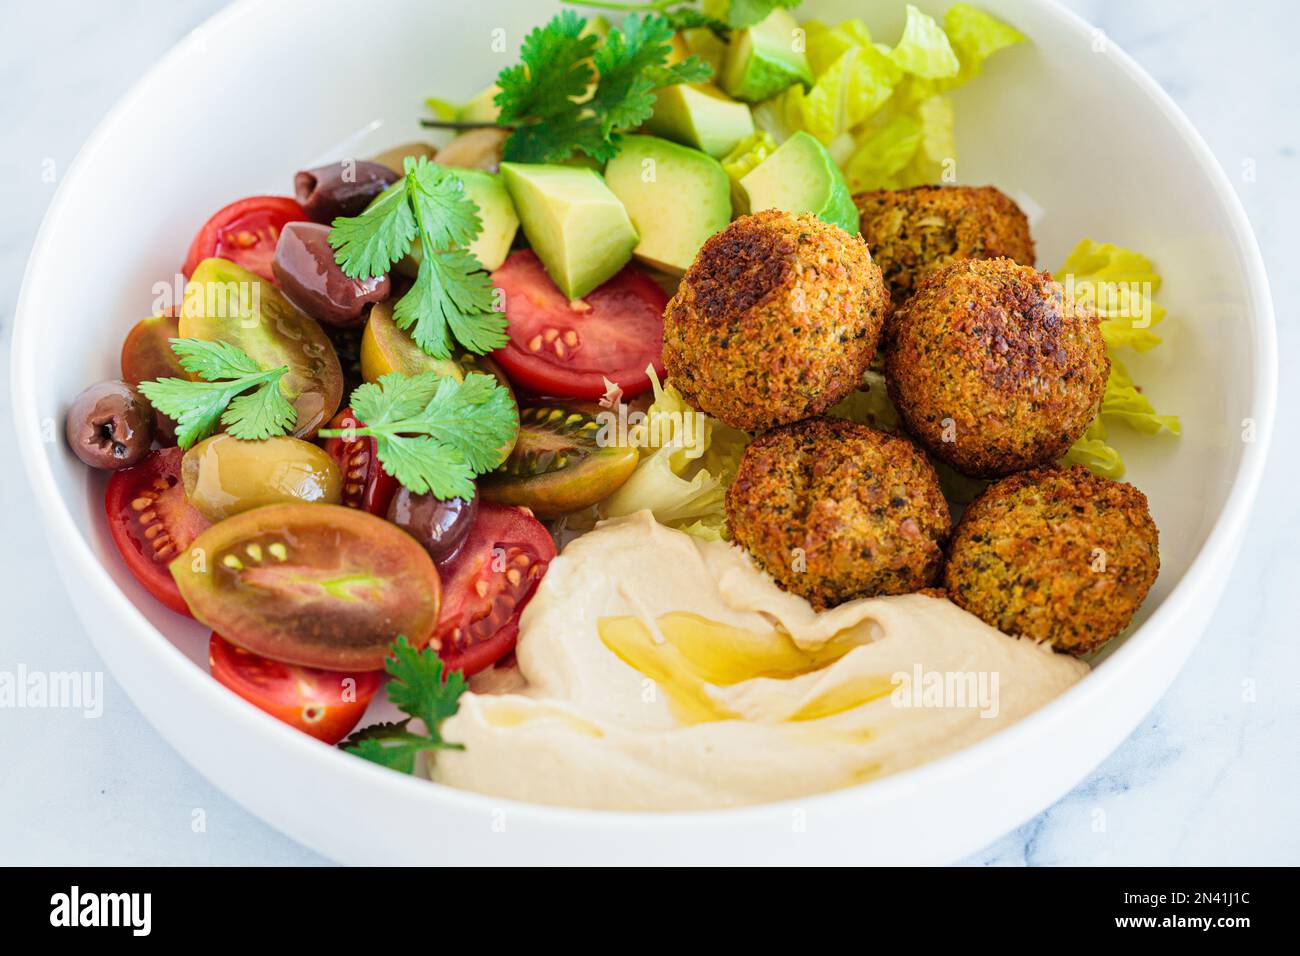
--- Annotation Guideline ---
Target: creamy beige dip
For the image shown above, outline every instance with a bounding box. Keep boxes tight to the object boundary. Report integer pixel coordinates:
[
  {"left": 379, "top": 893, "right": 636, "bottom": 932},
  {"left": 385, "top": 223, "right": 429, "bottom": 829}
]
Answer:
[{"left": 433, "top": 511, "right": 1088, "bottom": 811}]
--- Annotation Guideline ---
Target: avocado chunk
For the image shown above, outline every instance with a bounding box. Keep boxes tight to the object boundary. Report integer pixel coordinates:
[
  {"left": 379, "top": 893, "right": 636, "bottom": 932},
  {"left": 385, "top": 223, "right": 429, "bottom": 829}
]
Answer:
[
  {"left": 500, "top": 162, "right": 638, "bottom": 300},
  {"left": 394, "top": 168, "right": 520, "bottom": 278},
  {"left": 605, "top": 135, "right": 731, "bottom": 274},
  {"left": 721, "top": 9, "right": 814, "bottom": 103},
  {"left": 738, "top": 131, "right": 859, "bottom": 234},
  {"left": 645, "top": 83, "right": 755, "bottom": 158}
]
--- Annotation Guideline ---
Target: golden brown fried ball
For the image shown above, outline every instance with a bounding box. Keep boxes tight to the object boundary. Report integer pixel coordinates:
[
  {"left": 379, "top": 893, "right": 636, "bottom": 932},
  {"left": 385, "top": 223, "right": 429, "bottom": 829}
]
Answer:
[
  {"left": 883, "top": 257, "right": 1108, "bottom": 478},
  {"left": 663, "top": 210, "right": 889, "bottom": 432},
  {"left": 726, "top": 417, "right": 951, "bottom": 609},
  {"left": 854, "top": 185, "right": 1036, "bottom": 303},
  {"left": 944, "top": 465, "right": 1159, "bottom": 656}
]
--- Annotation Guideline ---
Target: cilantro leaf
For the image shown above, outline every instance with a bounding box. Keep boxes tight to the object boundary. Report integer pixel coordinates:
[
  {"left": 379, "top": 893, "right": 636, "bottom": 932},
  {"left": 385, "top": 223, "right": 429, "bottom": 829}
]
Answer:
[
  {"left": 137, "top": 339, "right": 297, "bottom": 448},
  {"left": 318, "top": 371, "right": 518, "bottom": 500},
  {"left": 329, "top": 182, "right": 415, "bottom": 281},
  {"left": 328, "top": 158, "right": 502, "bottom": 358},
  {"left": 496, "top": 9, "right": 598, "bottom": 126},
  {"left": 341, "top": 637, "right": 467, "bottom": 774},
  {"left": 496, "top": 10, "right": 713, "bottom": 163},
  {"left": 406, "top": 157, "right": 482, "bottom": 250}
]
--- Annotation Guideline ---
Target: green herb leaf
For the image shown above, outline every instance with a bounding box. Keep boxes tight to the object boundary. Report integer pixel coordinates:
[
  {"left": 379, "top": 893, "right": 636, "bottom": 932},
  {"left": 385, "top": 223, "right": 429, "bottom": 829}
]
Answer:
[
  {"left": 319, "top": 370, "right": 518, "bottom": 500},
  {"left": 329, "top": 182, "right": 416, "bottom": 281},
  {"left": 137, "top": 339, "right": 296, "bottom": 448},
  {"left": 497, "top": 10, "right": 713, "bottom": 164},
  {"left": 328, "top": 158, "right": 502, "bottom": 358},
  {"left": 341, "top": 637, "right": 467, "bottom": 773}
]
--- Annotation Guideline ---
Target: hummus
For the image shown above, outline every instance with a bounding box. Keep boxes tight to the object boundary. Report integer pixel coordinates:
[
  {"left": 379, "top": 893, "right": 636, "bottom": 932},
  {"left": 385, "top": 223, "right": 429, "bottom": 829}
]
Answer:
[{"left": 433, "top": 511, "right": 1088, "bottom": 811}]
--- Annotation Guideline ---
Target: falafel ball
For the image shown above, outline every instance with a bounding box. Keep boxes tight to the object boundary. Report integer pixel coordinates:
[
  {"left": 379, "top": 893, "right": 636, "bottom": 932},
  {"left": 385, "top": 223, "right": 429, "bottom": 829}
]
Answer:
[
  {"left": 726, "top": 416, "right": 951, "bottom": 609},
  {"left": 854, "top": 185, "right": 1035, "bottom": 303},
  {"left": 663, "top": 210, "right": 889, "bottom": 432},
  {"left": 944, "top": 465, "right": 1160, "bottom": 656},
  {"left": 884, "top": 257, "right": 1108, "bottom": 478}
]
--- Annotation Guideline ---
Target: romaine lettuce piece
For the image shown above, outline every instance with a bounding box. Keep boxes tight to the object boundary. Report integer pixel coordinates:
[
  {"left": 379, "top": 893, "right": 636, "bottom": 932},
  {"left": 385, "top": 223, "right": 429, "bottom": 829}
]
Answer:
[
  {"left": 889, "top": 4, "right": 960, "bottom": 78},
  {"left": 1057, "top": 240, "right": 1181, "bottom": 477},
  {"left": 599, "top": 370, "right": 749, "bottom": 539}
]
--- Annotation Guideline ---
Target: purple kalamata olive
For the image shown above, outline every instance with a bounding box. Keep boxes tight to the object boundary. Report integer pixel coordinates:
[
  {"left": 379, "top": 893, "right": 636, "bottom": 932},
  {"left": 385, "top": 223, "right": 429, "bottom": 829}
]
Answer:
[
  {"left": 294, "top": 160, "right": 400, "bottom": 223},
  {"left": 272, "top": 222, "right": 390, "bottom": 328},
  {"left": 65, "top": 381, "right": 155, "bottom": 470},
  {"left": 387, "top": 486, "right": 479, "bottom": 566}
]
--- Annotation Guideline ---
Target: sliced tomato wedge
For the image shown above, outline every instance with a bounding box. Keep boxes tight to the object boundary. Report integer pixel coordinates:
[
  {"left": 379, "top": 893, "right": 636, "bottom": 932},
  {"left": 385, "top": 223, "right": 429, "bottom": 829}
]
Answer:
[
  {"left": 490, "top": 249, "right": 667, "bottom": 399},
  {"left": 320, "top": 406, "right": 399, "bottom": 516},
  {"left": 434, "top": 502, "right": 556, "bottom": 675},
  {"left": 208, "top": 633, "right": 383, "bottom": 744},
  {"left": 181, "top": 195, "right": 307, "bottom": 284},
  {"left": 105, "top": 447, "right": 210, "bottom": 615}
]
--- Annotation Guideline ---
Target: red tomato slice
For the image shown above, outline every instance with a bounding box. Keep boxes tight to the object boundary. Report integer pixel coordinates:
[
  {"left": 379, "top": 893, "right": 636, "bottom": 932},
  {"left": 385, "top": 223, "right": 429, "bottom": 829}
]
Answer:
[
  {"left": 208, "top": 633, "right": 383, "bottom": 744},
  {"left": 181, "top": 196, "right": 307, "bottom": 284},
  {"left": 105, "top": 447, "right": 210, "bottom": 615},
  {"left": 490, "top": 250, "right": 668, "bottom": 399},
  {"left": 320, "top": 407, "right": 399, "bottom": 516},
  {"left": 434, "top": 502, "right": 556, "bottom": 675}
]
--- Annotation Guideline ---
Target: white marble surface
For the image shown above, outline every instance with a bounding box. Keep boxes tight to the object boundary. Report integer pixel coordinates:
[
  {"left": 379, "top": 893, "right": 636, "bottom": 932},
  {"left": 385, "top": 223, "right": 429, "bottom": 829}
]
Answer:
[{"left": 1, "top": 0, "right": 1296, "bottom": 866}]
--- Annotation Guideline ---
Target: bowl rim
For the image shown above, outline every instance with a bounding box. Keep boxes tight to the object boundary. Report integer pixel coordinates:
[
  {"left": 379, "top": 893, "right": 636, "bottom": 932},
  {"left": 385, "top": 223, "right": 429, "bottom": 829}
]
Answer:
[{"left": 9, "top": 0, "right": 1277, "bottom": 834}]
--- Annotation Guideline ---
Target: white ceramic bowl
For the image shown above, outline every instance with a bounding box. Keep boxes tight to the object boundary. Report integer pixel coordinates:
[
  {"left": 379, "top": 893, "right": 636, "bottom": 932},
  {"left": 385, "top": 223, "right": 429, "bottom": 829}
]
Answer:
[{"left": 12, "top": 0, "right": 1275, "bottom": 864}]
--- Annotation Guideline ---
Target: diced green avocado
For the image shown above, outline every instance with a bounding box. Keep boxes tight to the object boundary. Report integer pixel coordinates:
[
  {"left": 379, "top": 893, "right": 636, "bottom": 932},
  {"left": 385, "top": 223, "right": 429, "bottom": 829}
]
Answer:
[
  {"left": 604, "top": 135, "right": 731, "bottom": 274},
  {"left": 458, "top": 84, "right": 501, "bottom": 123},
  {"left": 682, "top": 26, "right": 728, "bottom": 74},
  {"left": 645, "top": 83, "right": 755, "bottom": 159},
  {"left": 738, "top": 131, "right": 860, "bottom": 234},
  {"left": 721, "top": 9, "right": 814, "bottom": 103},
  {"left": 393, "top": 169, "right": 520, "bottom": 277},
  {"left": 500, "top": 162, "right": 638, "bottom": 300}
]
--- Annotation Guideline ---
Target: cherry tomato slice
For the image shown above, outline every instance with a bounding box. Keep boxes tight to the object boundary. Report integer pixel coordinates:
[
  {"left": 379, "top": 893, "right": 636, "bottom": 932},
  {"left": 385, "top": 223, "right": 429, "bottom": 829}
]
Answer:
[
  {"left": 182, "top": 196, "right": 307, "bottom": 284},
  {"left": 105, "top": 447, "right": 210, "bottom": 615},
  {"left": 208, "top": 633, "right": 383, "bottom": 744},
  {"left": 321, "top": 407, "right": 399, "bottom": 516},
  {"left": 172, "top": 503, "right": 440, "bottom": 672},
  {"left": 434, "top": 502, "right": 556, "bottom": 675},
  {"left": 490, "top": 250, "right": 667, "bottom": 399}
]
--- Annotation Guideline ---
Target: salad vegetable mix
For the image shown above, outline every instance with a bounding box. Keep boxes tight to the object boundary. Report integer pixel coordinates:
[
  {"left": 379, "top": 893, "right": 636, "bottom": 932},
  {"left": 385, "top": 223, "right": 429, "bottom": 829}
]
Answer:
[{"left": 64, "top": 0, "right": 1179, "bottom": 787}]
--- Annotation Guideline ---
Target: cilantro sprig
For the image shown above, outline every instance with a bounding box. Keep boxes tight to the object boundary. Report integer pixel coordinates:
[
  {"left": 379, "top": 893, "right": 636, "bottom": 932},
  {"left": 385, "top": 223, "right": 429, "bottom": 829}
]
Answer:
[
  {"left": 341, "top": 636, "right": 468, "bottom": 773},
  {"left": 495, "top": 10, "right": 713, "bottom": 163},
  {"left": 329, "top": 156, "right": 506, "bottom": 360},
  {"left": 317, "top": 370, "right": 518, "bottom": 501},
  {"left": 137, "top": 339, "right": 297, "bottom": 448}
]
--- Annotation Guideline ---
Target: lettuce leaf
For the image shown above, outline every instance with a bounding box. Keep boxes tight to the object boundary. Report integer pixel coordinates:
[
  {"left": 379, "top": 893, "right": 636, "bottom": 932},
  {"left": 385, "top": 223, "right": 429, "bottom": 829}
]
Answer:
[
  {"left": 598, "top": 370, "right": 749, "bottom": 539},
  {"left": 943, "top": 2, "right": 1027, "bottom": 86},
  {"left": 889, "top": 4, "right": 960, "bottom": 79},
  {"left": 1056, "top": 240, "right": 1181, "bottom": 477}
]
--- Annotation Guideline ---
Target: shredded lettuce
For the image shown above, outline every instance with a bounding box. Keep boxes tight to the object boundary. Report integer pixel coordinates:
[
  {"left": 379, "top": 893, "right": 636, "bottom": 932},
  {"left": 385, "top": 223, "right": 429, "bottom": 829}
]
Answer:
[
  {"left": 1057, "top": 240, "right": 1181, "bottom": 477},
  {"left": 598, "top": 370, "right": 749, "bottom": 540},
  {"left": 754, "top": 3, "right": 1023, "bottom": 192}
]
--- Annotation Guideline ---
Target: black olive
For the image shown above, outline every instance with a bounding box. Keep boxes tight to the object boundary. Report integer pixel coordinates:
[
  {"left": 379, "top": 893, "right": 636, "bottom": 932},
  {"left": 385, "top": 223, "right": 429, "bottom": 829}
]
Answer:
[
  {"left": 294, "top": 160, "right": 400, "bottom": 223},
  {"left": 272, "top": 222, "right": 390, "bottom": 327},
  {"left": 65, "top": 381, "right": 155, "bottom": 470},
  {"left": 388, "top": 486, "right": 479, "bottom": 566}
]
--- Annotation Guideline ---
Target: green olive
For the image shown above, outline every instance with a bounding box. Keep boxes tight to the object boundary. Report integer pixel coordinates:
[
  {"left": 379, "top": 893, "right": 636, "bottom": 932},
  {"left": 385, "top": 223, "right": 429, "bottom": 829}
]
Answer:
[{"left": 182, "top": 434, "right": 342, "bottom": 522}]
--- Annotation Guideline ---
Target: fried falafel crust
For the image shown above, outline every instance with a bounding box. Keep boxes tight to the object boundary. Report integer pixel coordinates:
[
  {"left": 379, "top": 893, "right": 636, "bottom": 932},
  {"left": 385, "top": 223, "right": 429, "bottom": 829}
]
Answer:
[
  {"left": 884, "top": 257, "right": 1108, "bottom": 478},
  {"left": 944, "top": 465, "right": 1160, "bottom": 656},
  {"left": 854, "top": 185, "right": 1035, "bottom": 303},
  {"left": 726, "top": 416, "right": 952, "bottom": 609},
  {"left": 663, "top": 210, "right": 889, "bottom": 432}
]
